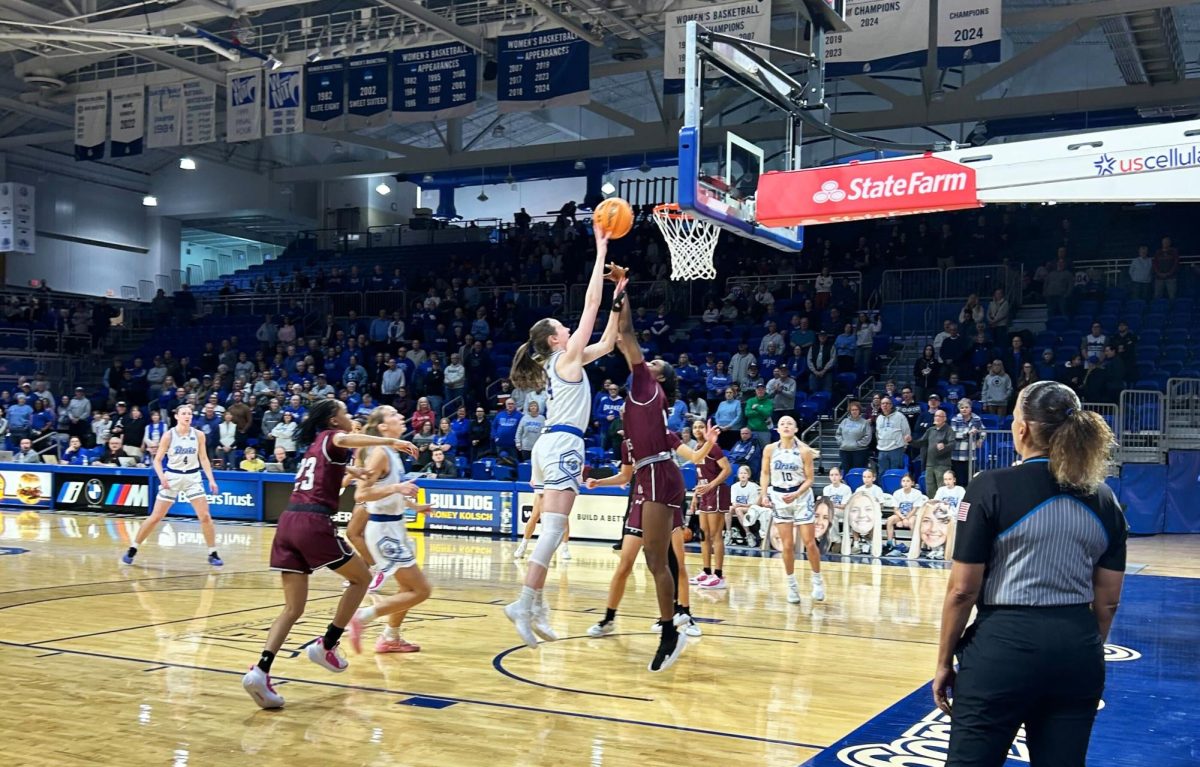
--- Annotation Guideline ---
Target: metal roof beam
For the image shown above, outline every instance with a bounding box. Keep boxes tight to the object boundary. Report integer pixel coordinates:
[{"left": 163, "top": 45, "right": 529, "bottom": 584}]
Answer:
[
  {"left": 373, "top": 0, "right": 493, "bottom": 56},
  {"left": 953, "top": 19, "right": 1097, "bottom": 102},
  {"left": 517, "top": 0, "right": 604, "bottom": 46},
  {"left": 0, "top": 129, "right": 73, "bottom": 148},
  {"left": 1006, "top": 0, "right": 1198, "bottom": 28},
  {"left": 0, "top": 95, "right": 73, "bottom": 127}
]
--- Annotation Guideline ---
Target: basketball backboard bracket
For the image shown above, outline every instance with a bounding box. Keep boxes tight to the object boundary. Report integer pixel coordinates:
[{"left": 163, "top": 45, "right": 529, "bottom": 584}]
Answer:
[{"left": 678, "top": 18, "right": 942, "bottom": 252}]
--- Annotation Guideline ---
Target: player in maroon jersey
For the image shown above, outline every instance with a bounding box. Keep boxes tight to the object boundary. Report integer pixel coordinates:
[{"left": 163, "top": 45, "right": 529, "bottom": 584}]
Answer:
[
  {"left": 242, "top": 398, "right": 418, "bottom": 709},
  {"left": 611, "top": 281, "right": 718, "bottom": 671},
  {"left": 688, "top": 418, "right": 733, "bottom": 589}
]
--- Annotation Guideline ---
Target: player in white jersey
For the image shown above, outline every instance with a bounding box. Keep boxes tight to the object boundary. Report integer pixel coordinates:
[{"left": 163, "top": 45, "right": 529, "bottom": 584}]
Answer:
[
  {"left": 345, "top": 406, "right": 433, "bottom": 654},
  {"left": 728, "top": 465, "right": 762, "bottom": 547},
  {"left": 759, "top": 415, "right": 825, "bottom": 603},
  {"left": 121, "top": 404, "right": 222, "bottom": 567},
  {"left": 503, "top": 226, "right": 626, "bottom": 649},
  {"left": 821, "top": 467, "right": 852, "bottom": 543}
]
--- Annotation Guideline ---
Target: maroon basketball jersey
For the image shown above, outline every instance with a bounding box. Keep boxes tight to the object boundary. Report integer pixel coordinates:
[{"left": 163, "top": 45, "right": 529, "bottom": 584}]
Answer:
[
  {"left": 696, "top": 442, "right": 726, "bottom": 483},
  {"left": 623, "top": 362, "right": 682, "bottom": 462},
  {"left": 288, "top": 430, "right": 351, "bottom": 513}
]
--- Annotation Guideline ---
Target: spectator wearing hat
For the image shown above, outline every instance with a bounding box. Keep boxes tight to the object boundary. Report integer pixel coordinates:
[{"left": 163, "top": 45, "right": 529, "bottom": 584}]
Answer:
[
  {"left": 744, "top": 383, "right": 774, "bottom": 445},
  {"left": 1036, "top": 348, "right": 1057, "bottom": 381},
  {"left": 808, "top": 329, "right": 837, "bottom": 393},
  {"left": 742, "top": 362, "right": 764, "bottom": 391}
]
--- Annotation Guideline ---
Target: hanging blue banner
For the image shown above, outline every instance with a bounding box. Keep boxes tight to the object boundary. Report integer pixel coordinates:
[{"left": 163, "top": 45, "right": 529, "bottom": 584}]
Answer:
[
  {"left": 497, "top": 29, "right": 590, "bottom": 113},
  {"left": 304, "top": 59, "right": 346, "bottom": 133},
  {"left": 346, "top": 53, "right": 391, "bottom": 128},
  {"left": 391, "top": 43, "right": 477, "bottom": 124}
]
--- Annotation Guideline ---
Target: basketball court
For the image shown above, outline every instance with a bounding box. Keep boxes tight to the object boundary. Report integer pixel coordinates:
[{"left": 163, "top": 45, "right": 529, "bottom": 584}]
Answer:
[{"left": 0, "top": 511, "right": 1196, "bottom": 766}]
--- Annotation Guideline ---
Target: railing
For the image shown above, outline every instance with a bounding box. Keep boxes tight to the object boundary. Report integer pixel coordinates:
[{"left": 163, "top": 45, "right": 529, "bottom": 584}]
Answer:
[
  {"left": 1165, "top": 378, "right": 1200, "bottom": 450},
  {"left": 1074, "top": 254, "right": 1200, "bottom": 289},
  {"left": 974, "top": 429, "right": 1018, "bottom": 472},
  {"left": 725, "top": 271, "right": 863, "bottom": 307},
  {"left": 567, "top": 279, "right": 687, "bottom": 316},
  {"left": 878, "top": 264, "right": 1023, "bottom": 310},
  {"left": 801, "top": 418, "right": 823, "bottom": 470},
  {"left": 1118, "top": 389, "right": 1165, "bottom": 464},
  {"left": 120, "top": 285, "right": 138, "bottom": 300},
  {"left": 441, "top": 395, "right": 465, "bottom": 419},
  {"left": 200, "top": 293, "right": 333, "bottom": 319}
]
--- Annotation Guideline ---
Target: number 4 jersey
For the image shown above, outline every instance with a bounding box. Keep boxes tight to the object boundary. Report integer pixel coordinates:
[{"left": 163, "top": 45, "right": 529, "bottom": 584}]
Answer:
[{"left": 288, "top": 430, "right": 351, "bottom": 514}]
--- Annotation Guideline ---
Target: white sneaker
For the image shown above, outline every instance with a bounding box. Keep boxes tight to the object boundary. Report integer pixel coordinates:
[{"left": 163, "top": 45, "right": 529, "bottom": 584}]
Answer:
[
  {"left": 587, "top": 621, "right": 616, "bottom": 637},
  {"left": 689, "top": 573, "right": 713, "bottom": 586},
  {"left": 504, "top": 601, "right": 539, "bottom": 649},
  {"left": 560, "top": 545, "right": 572, "bottom": 561},
  {"left": 242, "top": 666, "right": 284, "bottom": 709},
  {"left": 531, "top": 601, "right": 559, "bottom": 642},
  {"left": 812, "top": 576, "right": 826, "bottom": 602},
  {"left": 698, "top": 575, "right": 725, "bottom": 590},
  {"left": 513, "top": 539, "right": 528, "bottom": 559},
  {"left": 650, "top": 612, "right": 691, "bottom": 633},
  {"left": 685, "top": 618, "right": 702, "bottom": 638},
  {"left": 786, "top": 581, "right": 802, "bottom": 604},
  {"left": 305, "top": 639, "right": 349, "bottom": 673}
]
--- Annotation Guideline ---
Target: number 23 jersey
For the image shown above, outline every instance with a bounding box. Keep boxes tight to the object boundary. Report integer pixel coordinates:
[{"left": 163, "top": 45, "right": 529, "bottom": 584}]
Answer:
[{"left": 288, "top": 430, "right": 351, "bottom": 514}]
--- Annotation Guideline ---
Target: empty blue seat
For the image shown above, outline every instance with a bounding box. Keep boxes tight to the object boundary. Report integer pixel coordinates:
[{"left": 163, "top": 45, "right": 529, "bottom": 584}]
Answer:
[
  {"left": 880, "top": 469, "right": 907, "bottom": 494},
  {"left": 798, "top": 401, "right": 821, "bottom": 424},
  {"left": 518, "top": 461, "right": 532, "bottom": 482},
  {"left": 845, "top": 468, "right": 866, "bottom": 491}
]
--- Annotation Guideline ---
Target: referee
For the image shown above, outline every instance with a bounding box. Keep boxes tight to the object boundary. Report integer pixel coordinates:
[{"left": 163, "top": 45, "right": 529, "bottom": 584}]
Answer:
[{"left": 934, "top": 380, "right": 1127, "bottom": 766}]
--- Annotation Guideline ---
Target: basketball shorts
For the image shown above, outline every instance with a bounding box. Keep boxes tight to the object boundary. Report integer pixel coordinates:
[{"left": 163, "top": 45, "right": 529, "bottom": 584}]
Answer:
[
  {"left": 626, "top": 461, "right": 686, "bottom": 536},
  {"left": 270, "top": 509, "right": 355, "bottom": 574},
  {"left": 530, "top": 431, "right": 584, "bottom": 494},
  {"left": 366, "top": 517, "right": 417, "bottom": 576},
  {"left": 696, "top": 482, "right": 731, "bottom": 513},
  {"left": 768, "top": 488, "right": 815, "bottom": 524},
  {"left": 158, "top": 471, "right": 206, "bottom": 504}
]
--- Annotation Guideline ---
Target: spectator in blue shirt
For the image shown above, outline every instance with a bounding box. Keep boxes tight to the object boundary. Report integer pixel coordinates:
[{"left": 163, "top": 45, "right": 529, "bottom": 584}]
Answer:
[
  {"left": 667, "top": 398, "right": 688, "bottom": 435},
  {"left": 759, "top": 342, "right": 781, "bottom": 376},
  {"left": 676, "top": 353, "right": 703, "bottom": 397},
  {"left": 835, "top": 323, "right": 858, "bottom": 373},
  {"left": 283, "top": 394, "right": 307, "bottom": 423},
  {"left": 193, "top": 404, "right": 222, "bottom": 457},
  {"left": 714, "top": 387, "right": 745, "bottom": 433},
  {"left": 650, "top": 307, "right": 671, "bottom": 341},
  {"left": 699, "top": 352, "right": 717, "bottom": 380},
  {"left": 706, "top": 361, "right": 732, "bottom": 409},
  {"left": 342, "top": 356, "right": 368, "bottom": 388},
  {"left": 942, "top": 373, "right": 967, "bottom": 405},
  {"left": 344, "top": 382, "right": 364, "bottom": 414},
  {"left": 450, "top": 406, "right": 472, "bottom": 453},
  {"left": 470, "top": 307, "right": 491, "bottom": 341},
  {"left": 492, "top": 398, "right": 522, "bottom": 459},
  {"left": 7, "top": 394, "right": 33, "bottom": 444},
  {"left": 727, "top": 427, "right": 763, "bottom": 468},
  {"left": 593, "top": 382, "right": 624, "bottom": 447}
]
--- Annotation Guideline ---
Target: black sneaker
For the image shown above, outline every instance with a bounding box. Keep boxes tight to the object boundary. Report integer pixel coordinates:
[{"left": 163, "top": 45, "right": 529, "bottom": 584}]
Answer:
[{"left": 648, "top": 625, "right": 687, "bottom": 672}]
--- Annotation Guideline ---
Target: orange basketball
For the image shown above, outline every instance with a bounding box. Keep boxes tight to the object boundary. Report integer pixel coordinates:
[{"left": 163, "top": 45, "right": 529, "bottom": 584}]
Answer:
[{"left": 593, "top": 197, "right": 634, "bottom": 238}]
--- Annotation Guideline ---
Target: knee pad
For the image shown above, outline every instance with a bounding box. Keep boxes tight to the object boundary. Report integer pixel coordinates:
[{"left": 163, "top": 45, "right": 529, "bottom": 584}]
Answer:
[{"left": 528, "top": 512, "right": 568, "bottom": 568}]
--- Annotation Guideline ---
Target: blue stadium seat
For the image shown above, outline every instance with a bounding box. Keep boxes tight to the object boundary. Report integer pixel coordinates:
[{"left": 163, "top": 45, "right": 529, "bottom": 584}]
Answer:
[
  {"left": 879, "top": 469, "right": 907, "bottom": 494},
  {"left": 845, "top": 468, "right": 866, "bottom": 491},
  {"left": 979, "top": 414, "right": 1000, "bottom": 430},
  {"left": 808, "top": 391, "right": 833, "bottom": 412},
  {"left": 835, "top": 372, "right": 858, "bottom": 391},
  {"left": 680, "top": 463, "right": 697, "bottom": 488},
  {"left": 1125, "top": 299, "right": 1146, "bottom": 316},
  {"left": 797, "top": 401, "right": 820, "bottom": 425},
  {"left": 518, "top": 461, "right": 532, "bottom": 482},
  {"left": 470, "top": 459, "right": 495, "bottom": 480},
  {"left": 1045, "top": 317, "right": 1069, "bottom": 334},
  {"left": 1139, "top": 329, "right": 1162, "bottom": 346}
]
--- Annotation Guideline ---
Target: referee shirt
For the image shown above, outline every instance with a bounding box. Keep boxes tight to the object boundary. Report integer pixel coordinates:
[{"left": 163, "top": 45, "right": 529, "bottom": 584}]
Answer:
[{"left": 953, "top": 458, "right": 1127, "bottom": 606}]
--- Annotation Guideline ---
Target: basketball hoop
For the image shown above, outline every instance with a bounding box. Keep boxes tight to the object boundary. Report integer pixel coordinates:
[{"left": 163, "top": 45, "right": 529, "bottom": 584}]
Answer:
[{"left": 652, "top": 203, "right": 719, "bottom": 281}]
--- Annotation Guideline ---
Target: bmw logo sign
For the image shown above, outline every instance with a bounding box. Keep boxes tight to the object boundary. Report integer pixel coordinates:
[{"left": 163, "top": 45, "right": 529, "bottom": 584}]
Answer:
[{"left": 85, "top": 479, "right": 104, "bottom": 506}]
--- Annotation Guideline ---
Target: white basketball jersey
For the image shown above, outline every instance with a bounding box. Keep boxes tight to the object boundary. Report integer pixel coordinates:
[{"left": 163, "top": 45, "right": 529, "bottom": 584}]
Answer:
[
  {"left": 166, "top": 427, "right": 200, "bottom": 472},
  {"left": 731, "top": 481, "right": 760, "bottom": 507},
  {"left": 769, "top": 443, "right": 805, "bottom": 489},
  {"left": 543, "top": 350, "right": 590, "bottom": 432},
  {"left": 367, "top": 449, "right": 406, "bottom": 516}
]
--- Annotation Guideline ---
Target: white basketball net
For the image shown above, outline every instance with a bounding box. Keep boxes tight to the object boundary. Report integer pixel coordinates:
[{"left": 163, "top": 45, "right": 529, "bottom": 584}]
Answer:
[{"left": 653, "top": 204, "right": 719, "bottom": 281}]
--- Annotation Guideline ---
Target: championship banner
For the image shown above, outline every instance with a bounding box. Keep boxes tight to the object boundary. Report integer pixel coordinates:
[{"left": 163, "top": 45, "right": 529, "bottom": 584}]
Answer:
[
  {"left": 182, "top": 79, "right": 216, "bottom": 145},
  {"left": 824, "top": 0, "right": 930, "bottom": 77},
  {"left": 74, "top": 91, "right": 108, "bottom": 161},
  {"left": 109, "top": 86, "right": 145, "bottom": 158},
  {"left": 936, "top": 0, "right": 1001, "bottom": 67},
  {"left": 346, "top": 53, "right": 390, "bottom": 129},
  {"left": 662, "top": 0, "right": 773, "bottom": 94},
  {"left": 146, "top": 82, "right": 183, "bottom": 148},
  {"left": 391, "top": 43, "right": 477, "bottom": 124},
  {"left": 265, "top": 66, "right": 303, "bottom": 136},
  {"left": 304, "top": 59, "right": 346, "bottom": 132},
  {"left": 0, "top": 469, "right": 53, "bottom": 509},
  {"left": 497, "top": 29, "right": 590, "bottom": 112},
  {"left": 226, "top": 70, "right": 262, "bottom": 142},
  {"left": 0, "top": 183, "right": 34, "bottom": 254},
  {"left": 54, "top": 471, "right": 151, "bottom": 514}
]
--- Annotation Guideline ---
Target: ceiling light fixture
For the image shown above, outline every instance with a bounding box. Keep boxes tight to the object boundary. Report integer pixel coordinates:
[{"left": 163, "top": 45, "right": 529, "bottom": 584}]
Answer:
[
  {"left": 573, "top": 159, "right": 586, "bottom": 171},
  {"left": 375, "top": 182, "right": 391, "bottom": 196},
  {"left": 477, "top": 190, "right": 489, "bottom": 202},
  {"left": 422, "top": 173, "right": 434, "bottom": 183},
  {"left": 142, "top": 195, "right": 158, "bottom": 207},
  {"left": 179, "top": 157, "right": 196, "bottom": 170}
]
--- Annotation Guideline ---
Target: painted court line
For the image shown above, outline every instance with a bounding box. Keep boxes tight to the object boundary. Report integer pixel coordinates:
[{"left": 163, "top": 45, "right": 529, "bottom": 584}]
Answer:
[{"left": 0, "top": 639, "right": 827, "bottom": 752}]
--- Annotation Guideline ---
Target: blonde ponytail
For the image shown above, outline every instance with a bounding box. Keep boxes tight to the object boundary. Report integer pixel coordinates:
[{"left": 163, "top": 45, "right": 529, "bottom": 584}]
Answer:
[{"left": 510, "top": 318, "right": 558, "bottom": 392}]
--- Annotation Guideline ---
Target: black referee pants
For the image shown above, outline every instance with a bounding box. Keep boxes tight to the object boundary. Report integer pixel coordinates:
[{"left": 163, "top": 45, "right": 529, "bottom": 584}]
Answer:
[{"left": 948, "top": 604, "right": 1104, "bottom": 767}]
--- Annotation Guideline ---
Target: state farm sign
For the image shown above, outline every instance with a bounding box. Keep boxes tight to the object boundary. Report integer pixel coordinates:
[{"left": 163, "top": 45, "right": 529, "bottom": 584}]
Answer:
[{"left": 756, "top": 154, "right": 981, "bottom": 227}]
